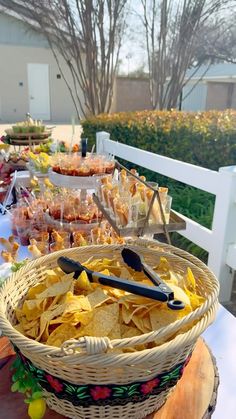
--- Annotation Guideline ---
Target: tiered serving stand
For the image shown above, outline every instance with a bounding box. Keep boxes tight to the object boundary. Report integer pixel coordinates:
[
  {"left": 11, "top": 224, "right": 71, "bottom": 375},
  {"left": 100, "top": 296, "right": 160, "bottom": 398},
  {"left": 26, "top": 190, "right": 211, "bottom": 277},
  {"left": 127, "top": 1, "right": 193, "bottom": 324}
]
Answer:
[
  {"left": 47, "top": 165, "right": 102, "bottom": 233},
  {"left": 5, "top": 130, "right": 52, "bottom": 149}
]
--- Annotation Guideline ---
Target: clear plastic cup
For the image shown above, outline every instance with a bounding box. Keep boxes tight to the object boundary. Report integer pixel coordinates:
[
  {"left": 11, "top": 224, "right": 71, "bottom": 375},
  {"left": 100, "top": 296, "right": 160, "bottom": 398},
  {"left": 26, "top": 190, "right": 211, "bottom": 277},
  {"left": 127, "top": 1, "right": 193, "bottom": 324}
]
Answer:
[
  {"left": 51, "top": 230, "right": 71, "bottom": 247},
  {"left": 114, "top": 197, "right": 131, "bottom": 228},
  {"left": 72, "top": 230, "right": 90, "bottom": 247},
  {"left": 130, "top": 201, "right": 139, "bottom": 227},
  {"left": 29, "top": 239, "right": 49, "bottom": 255},
  {"left": 164, "top": 195, "right": 172, "bottom": 224},
  {"left": 16, "top": 219, "right": 32, "bottom": 246}
]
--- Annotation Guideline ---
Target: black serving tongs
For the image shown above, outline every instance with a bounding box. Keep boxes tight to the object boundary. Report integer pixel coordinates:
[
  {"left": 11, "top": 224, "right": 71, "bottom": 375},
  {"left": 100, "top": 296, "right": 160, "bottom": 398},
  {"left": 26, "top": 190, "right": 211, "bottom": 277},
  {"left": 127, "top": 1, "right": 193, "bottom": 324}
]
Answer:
[
  {"left": 121, "top": 248, "right": 185, "bottom": 310},
  {"left": 57, "top": 254, "right": 184, "bottom": 310}
]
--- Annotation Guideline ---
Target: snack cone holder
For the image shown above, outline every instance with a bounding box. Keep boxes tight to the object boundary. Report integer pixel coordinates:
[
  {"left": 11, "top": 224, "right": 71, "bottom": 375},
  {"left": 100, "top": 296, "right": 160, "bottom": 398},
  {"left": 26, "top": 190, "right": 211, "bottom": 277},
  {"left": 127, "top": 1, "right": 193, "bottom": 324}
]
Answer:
[{"left": 93, "top": 161, "right": 186, "bottom": 243}]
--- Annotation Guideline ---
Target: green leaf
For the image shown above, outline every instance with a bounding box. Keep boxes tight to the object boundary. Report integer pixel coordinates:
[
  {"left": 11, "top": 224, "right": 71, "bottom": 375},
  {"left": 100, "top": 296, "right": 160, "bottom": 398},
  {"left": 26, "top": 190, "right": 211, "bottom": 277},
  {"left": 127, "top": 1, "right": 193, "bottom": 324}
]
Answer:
[
  {"left": 18, "top": 387, "right": 26, "bottom": 394},
  {"left": 24, "top": 398, "right": 32, "bottom": 404},
  {"left": 32, "top": 391, "right": 43, "bottom": 400},
  {"left": 11, "top": 381, "right": 20, "bottom": 392}
]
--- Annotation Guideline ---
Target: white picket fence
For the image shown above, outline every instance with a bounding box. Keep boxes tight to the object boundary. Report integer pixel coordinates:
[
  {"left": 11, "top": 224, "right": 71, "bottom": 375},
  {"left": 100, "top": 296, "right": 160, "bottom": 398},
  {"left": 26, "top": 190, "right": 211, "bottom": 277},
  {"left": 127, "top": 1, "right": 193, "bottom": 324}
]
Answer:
[{"left": 96, "top": 131, "right": 236, "bottom": 302}]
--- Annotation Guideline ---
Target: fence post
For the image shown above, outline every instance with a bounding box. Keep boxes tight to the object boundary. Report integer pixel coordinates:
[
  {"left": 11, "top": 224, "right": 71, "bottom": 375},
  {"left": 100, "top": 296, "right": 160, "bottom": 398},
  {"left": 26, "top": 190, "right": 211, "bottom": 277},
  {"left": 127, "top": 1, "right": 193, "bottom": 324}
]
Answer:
[
  {"left": 208, "top": 166, "right": 236, "bottom": 302},
  {"left": 96, "top": 131, "right": 110, "bottom": 154}
]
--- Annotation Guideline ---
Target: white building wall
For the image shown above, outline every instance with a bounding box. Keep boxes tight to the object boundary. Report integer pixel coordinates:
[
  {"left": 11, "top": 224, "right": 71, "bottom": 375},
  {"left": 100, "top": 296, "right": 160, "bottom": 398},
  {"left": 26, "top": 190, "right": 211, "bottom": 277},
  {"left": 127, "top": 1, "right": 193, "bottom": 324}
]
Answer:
[
  {"left": 181, "top": 82, "right": 207, "bottom": 111},
  {"left": 0, "top": 13, "right": 83, "bottom": 122},
  {"left": 0, "top": 44, "right": 83, "bottom": 123},
  {"left": 0, "top": 13, "right": 49, "bottom": 48}
]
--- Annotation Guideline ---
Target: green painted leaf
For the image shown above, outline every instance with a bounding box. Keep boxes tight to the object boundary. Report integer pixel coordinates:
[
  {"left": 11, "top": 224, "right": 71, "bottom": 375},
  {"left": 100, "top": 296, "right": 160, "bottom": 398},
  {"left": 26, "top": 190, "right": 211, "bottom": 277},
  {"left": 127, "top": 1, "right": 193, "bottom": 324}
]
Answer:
[
  {"left": 113, "top": 390, "right": 125, "bottom": 396},
  {"left": 127, "top": 383, "right": 139, "bottom": 391},
  {"left": 77, "top": 394, "right": 90, "bottom": 399},
  {"left": 128, "top": 389, "right": 140, "bottom": 396},
  {"left": 113, "top": 386, "right": 128, "bottom": 392},
  {"left": 76, "top": 386, "right": 88, "bottom": 393}
]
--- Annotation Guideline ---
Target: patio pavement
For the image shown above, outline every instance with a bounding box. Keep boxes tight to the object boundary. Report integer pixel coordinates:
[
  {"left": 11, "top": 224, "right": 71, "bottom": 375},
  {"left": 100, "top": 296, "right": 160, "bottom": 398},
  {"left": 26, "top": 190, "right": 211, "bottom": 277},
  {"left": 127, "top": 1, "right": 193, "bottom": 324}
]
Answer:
[{"left": 0, "top": 123, "right": 83, "bottom": 143}]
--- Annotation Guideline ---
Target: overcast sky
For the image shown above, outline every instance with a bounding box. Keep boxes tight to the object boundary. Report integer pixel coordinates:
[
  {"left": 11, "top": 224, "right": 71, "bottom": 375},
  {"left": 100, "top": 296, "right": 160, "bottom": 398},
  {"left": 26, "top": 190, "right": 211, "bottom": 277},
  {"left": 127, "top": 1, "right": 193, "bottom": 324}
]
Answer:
[{"left": 119, "top": 1, "right": 146, "bottom": 74}]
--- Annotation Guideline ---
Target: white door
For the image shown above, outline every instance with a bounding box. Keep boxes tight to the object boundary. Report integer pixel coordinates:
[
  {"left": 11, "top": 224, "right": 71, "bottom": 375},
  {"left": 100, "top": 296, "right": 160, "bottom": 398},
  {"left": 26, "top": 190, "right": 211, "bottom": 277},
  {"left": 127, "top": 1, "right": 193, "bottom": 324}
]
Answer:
[{"left": 27, "top": 63, "right": 51, "bottom": 120}]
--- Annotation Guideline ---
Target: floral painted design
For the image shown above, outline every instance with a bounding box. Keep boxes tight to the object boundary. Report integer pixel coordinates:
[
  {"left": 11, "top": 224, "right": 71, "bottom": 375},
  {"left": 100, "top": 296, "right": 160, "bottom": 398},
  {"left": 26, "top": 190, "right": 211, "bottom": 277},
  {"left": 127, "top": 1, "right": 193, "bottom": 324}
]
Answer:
[
  {"left": 90, "top": 386, "right": 112, "bottom": 400},
  {"left": 13, "top": 345, "right": 191, "bottom": 407},
  {"left": 46, "top": 374, "right": 64, "bottom": 392},
  {"left": 140, "top": 378, "right": 160, "bottom": 395}
]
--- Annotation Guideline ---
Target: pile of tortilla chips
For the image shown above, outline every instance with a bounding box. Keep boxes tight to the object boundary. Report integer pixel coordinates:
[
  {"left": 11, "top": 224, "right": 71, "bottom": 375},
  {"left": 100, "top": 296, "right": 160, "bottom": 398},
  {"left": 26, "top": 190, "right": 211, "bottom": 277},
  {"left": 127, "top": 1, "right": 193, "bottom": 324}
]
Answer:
[{"left": 14, "top": 257, "right": 205, "bottom": 351}]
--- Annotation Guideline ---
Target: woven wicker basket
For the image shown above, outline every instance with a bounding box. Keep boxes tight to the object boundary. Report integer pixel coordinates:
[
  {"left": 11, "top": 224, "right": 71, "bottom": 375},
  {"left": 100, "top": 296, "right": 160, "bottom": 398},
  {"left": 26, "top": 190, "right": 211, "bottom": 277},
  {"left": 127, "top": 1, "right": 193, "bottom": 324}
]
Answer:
[{"left": 0, "top": 239, "right": 219, "bottom": 419}]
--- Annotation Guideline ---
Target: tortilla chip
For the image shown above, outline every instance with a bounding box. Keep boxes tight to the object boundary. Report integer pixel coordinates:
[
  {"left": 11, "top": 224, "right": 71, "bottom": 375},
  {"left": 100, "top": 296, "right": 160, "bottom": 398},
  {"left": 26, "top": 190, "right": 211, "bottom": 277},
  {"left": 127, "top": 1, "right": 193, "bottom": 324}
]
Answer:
[
  {"left": 87, "top": 287, "right": 111, "bottom": 308},
  {"left": 14, "top": 256, "right": 205, "bottom": 351},
  {"left": 169, "top": 284, "right": 191, "bottom": 307},
  {"left": 107, "top": 287, "right": 126, "bottom": 299},
  {"left": 149, "top": 307, "right": 186, "bottom": 332},
  {"left": 186, "top": 267, "right": 196, "bottom": 290},
  {"left": 121, "top": 324, "right": 141, "bottom": 338},
  {"left": 14, "top": 323, "right": 25, "bottom": 334},
  {"left": 36, "top": 275, "right": 74, "bottom": 299},
  {"left": 132, "top": 312, "right": 152, "bottom": 333},
  {"left": 120, "top": 294, "right": 156, "bottom": 306},
  {"left": 82, "top": 303, "right": 119, "bottom": 337},
  {"left": 45, "top": 269, "right": 62, "bottom": 287},
  {"left": 22, "top": 299, "right": 44, "bottom": 321},
  {"left": 47, "top": 323, "right": 78, "bottom": 347},
  {"left": 27, "top": 283, "right": 47, "bottom": 299},
  {"left": 121, "top": 304, "right": 147, "bottom": 325},
  {"left": 25, "top": 324, "right": 39, "bottom": 339},
  {"left": 64, "top": 292, "right": 91, "bottom": 312},
  {"left": 184, "top": 288, "right": 205, "bottom": 310},
  {"left": 37, "top": 304, "right": 66, "bottom": 342},
  {"left": 74, "top": 270, "right": 93, "bottom": 292},
  {"left": 108, "top": 322, "right": 121, "bottom": 339}
]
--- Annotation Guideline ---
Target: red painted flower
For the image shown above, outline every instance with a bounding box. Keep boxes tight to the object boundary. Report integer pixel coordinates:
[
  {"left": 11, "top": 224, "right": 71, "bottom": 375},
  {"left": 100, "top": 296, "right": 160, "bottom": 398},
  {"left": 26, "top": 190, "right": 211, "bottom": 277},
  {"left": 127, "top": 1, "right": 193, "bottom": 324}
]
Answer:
[
  {"left": 90, "top": 386, "right": 111, "bottom": 400},
  {"left": 140, "top": 378, "right": 160, "bottom": 395},
  {"left": 46, "top": 374, "right": 63, "bottom": 392}
]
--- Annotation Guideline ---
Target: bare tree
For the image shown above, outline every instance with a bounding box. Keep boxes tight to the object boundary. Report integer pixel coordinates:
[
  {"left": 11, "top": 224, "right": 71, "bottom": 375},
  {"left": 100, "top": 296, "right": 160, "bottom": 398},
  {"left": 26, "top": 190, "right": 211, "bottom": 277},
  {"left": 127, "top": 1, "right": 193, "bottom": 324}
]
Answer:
[
  {"left": 0, "top": 0, "right": 129, "bottom": 118},
  {"left": 193, "top": 14, "right": 236, "bottom": 66},
  {"left": 140, "top": 0, "right": 236, "bottom": 110}
]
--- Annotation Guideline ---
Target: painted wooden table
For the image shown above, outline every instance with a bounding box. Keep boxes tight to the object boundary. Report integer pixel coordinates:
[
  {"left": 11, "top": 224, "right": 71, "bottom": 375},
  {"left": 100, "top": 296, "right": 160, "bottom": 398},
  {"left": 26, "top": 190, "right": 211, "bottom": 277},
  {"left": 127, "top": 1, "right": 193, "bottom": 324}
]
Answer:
[{"left": 1, "top": 214, "right": 236, "bottom": 418}]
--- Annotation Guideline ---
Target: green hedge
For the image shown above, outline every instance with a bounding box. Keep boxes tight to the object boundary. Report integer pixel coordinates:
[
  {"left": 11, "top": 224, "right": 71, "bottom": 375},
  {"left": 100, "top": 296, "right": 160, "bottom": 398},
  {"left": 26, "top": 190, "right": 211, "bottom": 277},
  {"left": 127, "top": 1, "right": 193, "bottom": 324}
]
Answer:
[
  {"left": 82, "top": 109, "right": 236, "bottom": 170},
  {"left": 81, "top": 110, "right": 236, "bottom": 261}
]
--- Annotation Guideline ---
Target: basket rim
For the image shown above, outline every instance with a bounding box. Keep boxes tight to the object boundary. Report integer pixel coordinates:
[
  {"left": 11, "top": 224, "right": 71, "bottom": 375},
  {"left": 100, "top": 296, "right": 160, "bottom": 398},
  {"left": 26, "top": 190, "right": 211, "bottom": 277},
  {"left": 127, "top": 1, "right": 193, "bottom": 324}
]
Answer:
[
  {"left": 0, "top": 241, "right": 219, "bottom": 360},
  {"left": 0, "top": 303, "right": 218, "bottom": 366}
]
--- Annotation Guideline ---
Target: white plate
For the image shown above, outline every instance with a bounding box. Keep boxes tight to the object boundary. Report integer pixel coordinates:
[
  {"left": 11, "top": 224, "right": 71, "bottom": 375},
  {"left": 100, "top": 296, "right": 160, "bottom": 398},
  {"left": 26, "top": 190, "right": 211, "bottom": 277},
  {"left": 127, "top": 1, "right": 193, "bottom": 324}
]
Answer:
[{"left": 48, "top": 169, "right": 101, "bottom": 189}]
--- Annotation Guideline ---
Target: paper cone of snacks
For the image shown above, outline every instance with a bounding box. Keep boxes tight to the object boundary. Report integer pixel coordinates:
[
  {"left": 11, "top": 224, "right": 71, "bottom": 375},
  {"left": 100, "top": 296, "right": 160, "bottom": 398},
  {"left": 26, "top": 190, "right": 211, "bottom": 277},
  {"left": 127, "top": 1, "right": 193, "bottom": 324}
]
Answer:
[{"left": 0, "top": 239, "right": 219, "bottom": 419}]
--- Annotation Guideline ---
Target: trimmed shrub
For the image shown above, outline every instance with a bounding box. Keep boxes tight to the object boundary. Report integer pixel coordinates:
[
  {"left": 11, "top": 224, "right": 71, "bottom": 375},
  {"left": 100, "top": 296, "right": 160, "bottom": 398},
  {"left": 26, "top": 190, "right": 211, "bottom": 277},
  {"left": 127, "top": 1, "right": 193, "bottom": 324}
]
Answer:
[{"left": 82, "top": 109, "right": 236, "bottom": 170}]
